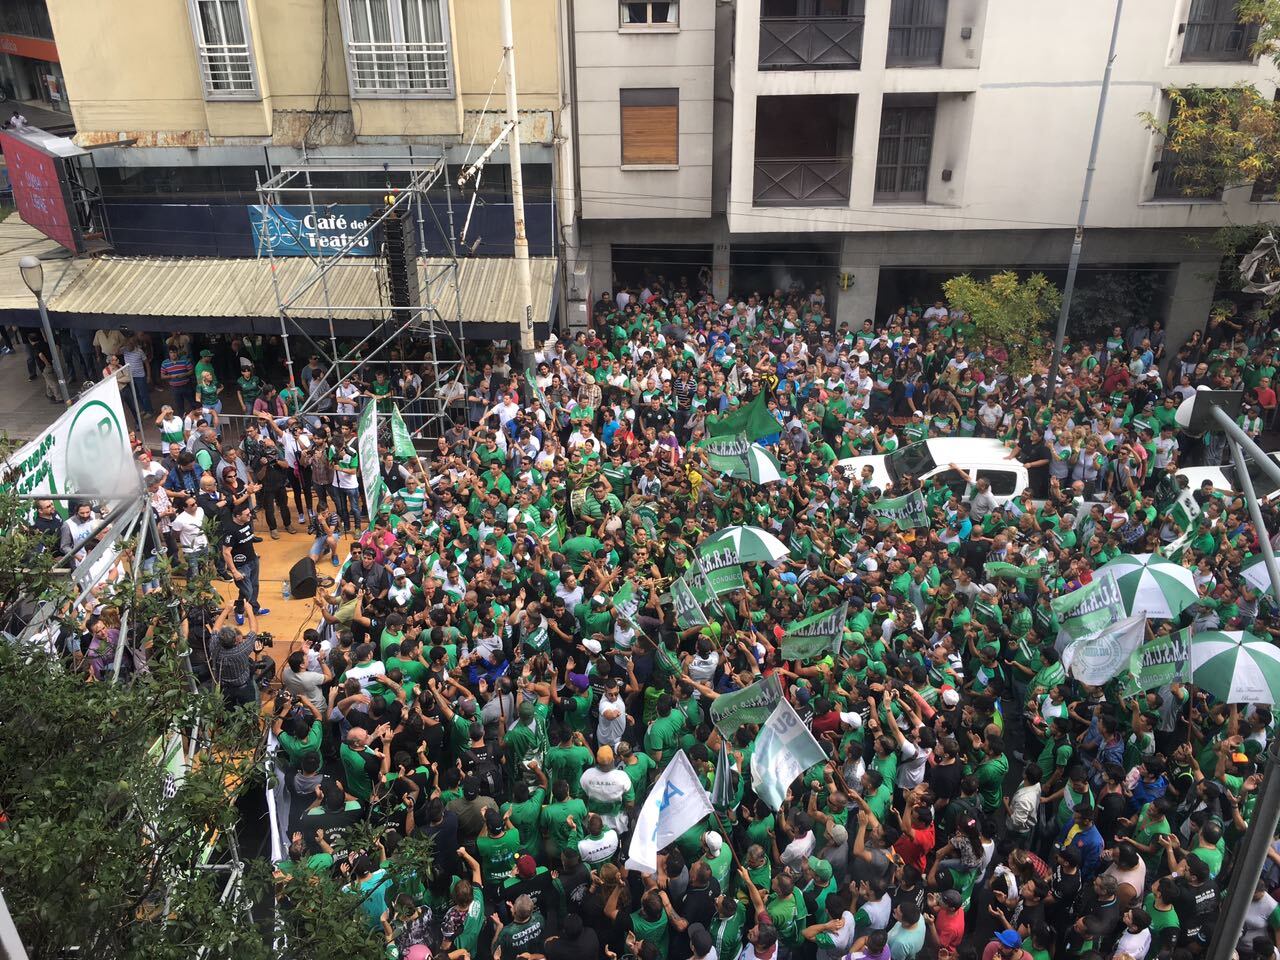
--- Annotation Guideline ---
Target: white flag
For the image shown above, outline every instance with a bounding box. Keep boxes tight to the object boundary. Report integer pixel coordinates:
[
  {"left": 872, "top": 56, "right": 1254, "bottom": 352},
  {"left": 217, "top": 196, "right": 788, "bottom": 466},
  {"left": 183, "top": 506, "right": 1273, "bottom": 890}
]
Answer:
[
  {"left": 625, "top": 750, "right": 713, "bottom": 875},
  {"left": 751, "top": 698, "right": 828, "bottom": 811},
  {"left": 1062, "top": 613, "right": 1147, "bottom": 686}
]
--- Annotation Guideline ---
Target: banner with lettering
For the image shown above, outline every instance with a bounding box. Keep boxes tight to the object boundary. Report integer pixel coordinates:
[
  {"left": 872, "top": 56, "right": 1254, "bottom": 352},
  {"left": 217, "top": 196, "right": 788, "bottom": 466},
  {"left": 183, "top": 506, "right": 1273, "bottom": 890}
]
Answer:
[
  {"left": 781, "top": 603, "right": 849, "bottom": 662},
  {"left": 1117, "top": 628, "right": 1190, "bottom": 698},
  {"left": 870, "top": 489, "right": 929, "bottom": 529}
]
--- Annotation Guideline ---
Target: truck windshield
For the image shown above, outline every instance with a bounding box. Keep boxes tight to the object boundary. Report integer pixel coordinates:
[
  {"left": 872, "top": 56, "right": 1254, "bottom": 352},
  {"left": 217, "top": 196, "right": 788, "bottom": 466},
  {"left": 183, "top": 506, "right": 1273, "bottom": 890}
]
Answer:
[{"left": 885, "top": 441, "right": 937, "bottom": 486}]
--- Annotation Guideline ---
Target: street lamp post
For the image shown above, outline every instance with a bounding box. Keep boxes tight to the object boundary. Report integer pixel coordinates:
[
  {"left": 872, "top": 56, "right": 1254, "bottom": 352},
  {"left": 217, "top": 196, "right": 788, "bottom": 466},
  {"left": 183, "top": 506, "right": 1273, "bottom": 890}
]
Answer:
[{"left": 18, "top": 255, "right": 70, "bottom": 405}]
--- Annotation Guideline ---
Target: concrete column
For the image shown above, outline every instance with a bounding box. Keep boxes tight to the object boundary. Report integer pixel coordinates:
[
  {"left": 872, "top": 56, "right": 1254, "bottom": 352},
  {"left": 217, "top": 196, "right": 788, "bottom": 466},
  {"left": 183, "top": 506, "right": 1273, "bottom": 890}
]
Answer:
[
  {"left": 1165, "top": 259, "right": 1216, "bottom": 359},
  {"left": 835, "top": 264, "right": 881, "bottom": 327},
  {"left": 712, "top": 238, "right": 730, "bottom": 301}
]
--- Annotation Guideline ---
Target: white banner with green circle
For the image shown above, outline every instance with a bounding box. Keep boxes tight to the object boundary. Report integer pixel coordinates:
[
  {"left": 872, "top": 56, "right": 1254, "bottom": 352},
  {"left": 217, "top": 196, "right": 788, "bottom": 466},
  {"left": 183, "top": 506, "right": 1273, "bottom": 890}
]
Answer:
[{"left": 1, "top": 377, "right": 134, "bottom": 517}]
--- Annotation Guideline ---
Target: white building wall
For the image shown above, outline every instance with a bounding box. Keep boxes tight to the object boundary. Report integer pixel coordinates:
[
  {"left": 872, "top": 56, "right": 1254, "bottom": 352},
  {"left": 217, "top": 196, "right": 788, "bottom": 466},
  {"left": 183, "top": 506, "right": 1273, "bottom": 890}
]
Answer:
[
  {"left": 574, "top": 0, "right": 717, "bottom": 221},
  {"left": 727, "top": 0, "right": 1280, "bottom": 235}
]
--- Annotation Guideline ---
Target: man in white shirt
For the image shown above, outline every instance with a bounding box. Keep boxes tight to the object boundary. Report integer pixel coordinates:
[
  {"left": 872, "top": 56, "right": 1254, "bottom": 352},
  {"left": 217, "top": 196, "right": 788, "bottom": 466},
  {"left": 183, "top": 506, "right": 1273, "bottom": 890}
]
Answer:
[
  {"left": 579, "top": 745, "right": 632, "bottom": 832},
  {"left": 170, "top": 496, "right": 209, "bottom": 578}
]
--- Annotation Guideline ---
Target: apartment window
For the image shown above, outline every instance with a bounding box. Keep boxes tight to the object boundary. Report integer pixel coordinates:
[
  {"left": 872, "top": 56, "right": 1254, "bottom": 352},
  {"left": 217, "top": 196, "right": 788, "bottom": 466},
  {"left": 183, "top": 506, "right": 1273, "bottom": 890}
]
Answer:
[
  {"left": 1182, "top": 0, "right": 1257, "bottom": 62},
  {"left": 886, "top": 0, "right": 947, "bottom": 66},
  {"left": 344, "top": 0, "right": 452, "bottom": 96},
  {"left": 621, "top": 88, "right": 679, "bottom": 166},
  {"left": 621, "top": 1, "right": 678, "bottom": 27},
  {"left": 1153, "top": 95, "right": 1223, "bottom": 200},
  {"left": 876, "top": 96, "right": 935, "bottom": 202},
  {"left": 189, "top": 0, "right": 257, "bottom": 98}
]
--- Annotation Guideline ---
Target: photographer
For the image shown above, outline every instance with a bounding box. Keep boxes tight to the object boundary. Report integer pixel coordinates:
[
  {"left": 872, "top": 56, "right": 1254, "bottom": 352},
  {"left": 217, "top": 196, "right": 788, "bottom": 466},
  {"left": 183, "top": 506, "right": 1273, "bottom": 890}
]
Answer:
[
  {"left": 272, "top": 689, "right": 326, "bottom": 768},
  {"left": 209, "top": 597, "right": 260, "bottom": 708}
]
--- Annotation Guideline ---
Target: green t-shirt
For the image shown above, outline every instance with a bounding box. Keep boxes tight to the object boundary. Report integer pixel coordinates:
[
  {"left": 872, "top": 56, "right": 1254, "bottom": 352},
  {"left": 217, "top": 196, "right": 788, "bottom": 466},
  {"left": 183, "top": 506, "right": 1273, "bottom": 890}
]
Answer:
[
  {"left": 975, "top": 754, "right": 1009, "bottom": 813},
  {"left": 504, "top": 789, "right": 546, "bottom": 857},
  {"left": 278, "top": 719, "right": 322, "bottom": 767},
  {"left": 476, "top": 828, "right": 522, "bottom": 886},
  {"left": 645, "top": 713, "right": 684, "bottom": 761},
  {"left": 340, "top": 742, "right": 377, "bottom": 803},
  {"left": 540, "top": 798, "right": 587, "bottom": 856},
  {"left": 545, "top": 743, "right": 594, "bottom": 797},
  {"left": 631, "top": 908, "right": 671, "bottom": 960}
]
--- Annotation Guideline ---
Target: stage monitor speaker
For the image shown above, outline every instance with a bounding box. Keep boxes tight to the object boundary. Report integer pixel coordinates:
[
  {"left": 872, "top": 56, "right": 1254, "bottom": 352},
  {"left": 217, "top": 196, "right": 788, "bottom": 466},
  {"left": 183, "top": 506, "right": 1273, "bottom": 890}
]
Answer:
[{"left": 288, "top": 556, "right": 318, "bottom": 600}]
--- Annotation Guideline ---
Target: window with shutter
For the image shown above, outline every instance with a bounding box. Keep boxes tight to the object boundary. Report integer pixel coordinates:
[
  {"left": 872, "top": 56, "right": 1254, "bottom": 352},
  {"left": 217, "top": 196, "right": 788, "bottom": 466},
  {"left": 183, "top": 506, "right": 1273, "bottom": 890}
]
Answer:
[{"left": 620, "top": 88, "right": 680, "bottom": 166}]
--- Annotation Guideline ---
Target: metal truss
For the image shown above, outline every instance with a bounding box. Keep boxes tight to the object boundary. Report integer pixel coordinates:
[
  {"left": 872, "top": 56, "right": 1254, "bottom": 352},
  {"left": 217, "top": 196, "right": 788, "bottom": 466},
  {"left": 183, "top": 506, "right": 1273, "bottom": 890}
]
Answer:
[{"left": 255, "top": 152, "right": 468, "bottom": 441}]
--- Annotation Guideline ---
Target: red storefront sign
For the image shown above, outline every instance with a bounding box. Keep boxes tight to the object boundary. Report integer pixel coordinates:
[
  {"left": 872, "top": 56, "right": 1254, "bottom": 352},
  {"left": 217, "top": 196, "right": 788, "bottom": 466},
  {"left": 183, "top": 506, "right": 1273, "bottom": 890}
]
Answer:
[
  {"left": 0, "top": 129, "right": 78, "bottom": 251},
  {"left": 0, "top": 34, "right": 59, "bottom": 63}
]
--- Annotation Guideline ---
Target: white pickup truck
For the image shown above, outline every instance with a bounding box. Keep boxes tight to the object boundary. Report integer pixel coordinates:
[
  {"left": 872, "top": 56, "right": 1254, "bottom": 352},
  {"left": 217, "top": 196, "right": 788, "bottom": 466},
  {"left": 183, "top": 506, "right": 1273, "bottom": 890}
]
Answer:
[{"left": 837, "top": 438, "right": 1030, "bottom": 504}]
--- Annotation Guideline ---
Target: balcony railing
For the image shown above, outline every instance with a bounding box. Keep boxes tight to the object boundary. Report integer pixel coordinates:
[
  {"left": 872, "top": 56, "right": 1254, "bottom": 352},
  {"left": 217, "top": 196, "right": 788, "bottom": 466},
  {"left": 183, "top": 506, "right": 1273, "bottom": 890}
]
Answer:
[
  {"left": 758, "top": 16, "right": 864, "bottom": 69},
  {"left": 347, "top": 40, "right": 452, "bottom": 94},
  {"left": 198, "top": 43, "right": 256, "bottom": 97},
  {"left": 753, "top": 158, "right": 852, "bottom": 206}
]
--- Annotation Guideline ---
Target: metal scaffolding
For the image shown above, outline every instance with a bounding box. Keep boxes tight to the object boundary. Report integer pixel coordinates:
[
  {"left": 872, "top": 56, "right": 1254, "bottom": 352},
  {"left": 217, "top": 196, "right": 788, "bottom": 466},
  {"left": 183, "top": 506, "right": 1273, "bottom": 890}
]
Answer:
[{"left": 255, "top": 152, "right": 468, "bottom": 441}]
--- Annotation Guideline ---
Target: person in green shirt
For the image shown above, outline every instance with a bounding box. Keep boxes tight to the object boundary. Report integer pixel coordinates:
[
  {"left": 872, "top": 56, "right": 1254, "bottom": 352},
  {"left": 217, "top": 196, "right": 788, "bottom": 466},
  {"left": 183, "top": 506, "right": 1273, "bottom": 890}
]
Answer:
[
  {"left": 475, "top": 807, "right": 522, "bottom": 890},
  {"left": 539, "top": 780, "right": 587, "bottom": 858},
  {"left": 493, "top": 893, "right": 547, "bottom": 959},
  {"left": 339, "top": 726, "right": 387, "bottom": 804},
  {"left": 273, "top": 695, "right": 324, "bottom": 768},
  {"left": 974, "top": 734, "right": 1010, "bottom": 816},
  {"left": 545, "top": 726, "right": 595, "bottom": 796},
  {"left": 503, "top": 763, "right": 549, "bottom": 858},
  {"left": 628, "top": 890, "right": 673, "bottom": 960},
  {"left": 645, "top": 694, "right": 685, "bottom": 766}
]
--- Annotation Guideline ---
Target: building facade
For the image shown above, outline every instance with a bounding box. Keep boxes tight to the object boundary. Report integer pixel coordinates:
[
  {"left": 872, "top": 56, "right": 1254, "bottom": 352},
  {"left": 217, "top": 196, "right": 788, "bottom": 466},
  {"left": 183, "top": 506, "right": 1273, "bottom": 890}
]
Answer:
[
  {"left": 567, "top": 0, "right": 1280, "bottom": 348},
  {"left": 41, "top": 0, "right": 571, "bottom": 261}
]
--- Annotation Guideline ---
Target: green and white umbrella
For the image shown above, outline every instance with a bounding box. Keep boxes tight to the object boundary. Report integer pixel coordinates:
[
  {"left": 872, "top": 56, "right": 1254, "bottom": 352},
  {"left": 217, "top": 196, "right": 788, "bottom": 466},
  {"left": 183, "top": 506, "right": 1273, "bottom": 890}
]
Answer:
[
  {"left": 733, "top": 444, "right": 785, "bottom": 485},
  {"left": 1190, "top": 630, "right": 1280, "bottom": 705},
  {"left": 698, "top": 525, "right": 790, "bottom": 564},
  {"left": 1241, "top": 554, "right": 1279, "bottom": 596},
  {"left": 1096, "top": 553, "right": 1198, "bottom": 619}
]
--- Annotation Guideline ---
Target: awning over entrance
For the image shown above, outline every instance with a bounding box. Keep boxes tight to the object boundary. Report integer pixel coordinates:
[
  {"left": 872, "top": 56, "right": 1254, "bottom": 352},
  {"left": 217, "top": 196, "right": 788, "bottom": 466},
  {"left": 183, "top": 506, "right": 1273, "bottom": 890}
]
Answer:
[{"left": 0, "top": 216, "right": 557, "bottom": 338}]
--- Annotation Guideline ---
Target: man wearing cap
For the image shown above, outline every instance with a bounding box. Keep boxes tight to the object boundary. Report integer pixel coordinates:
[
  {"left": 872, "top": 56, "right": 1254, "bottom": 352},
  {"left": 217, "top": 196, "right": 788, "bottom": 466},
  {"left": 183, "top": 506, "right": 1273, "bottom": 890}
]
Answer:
[
  {"left": 982, "top": 928, "right": 1029, "bottom": 960},
  {"left": 579, "top": 744, "right": 632, "bottom": 833},
  {"left": 475, "top": 805, "right": 521, "bottom": 894}
]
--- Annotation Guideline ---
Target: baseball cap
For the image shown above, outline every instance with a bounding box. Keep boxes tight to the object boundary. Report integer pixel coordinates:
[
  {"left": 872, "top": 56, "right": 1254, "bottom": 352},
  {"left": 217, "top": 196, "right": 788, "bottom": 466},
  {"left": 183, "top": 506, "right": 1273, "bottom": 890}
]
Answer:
[
  {"left": 704, "top": 831, "right": 723, "bottom": 856},
  {"left": 827, "top": 824, "right": 848, "bottom": 846},
  {"left": 583, "top": 638, "right": 603, "bottom": 655},
  {"left": 996, "top": 931, "right": 1023, "bottom": 949},
  {"left": 484, "top": 808, "right": 504, "bottom": 833},
  {"left": 940, "top": 890, "right": 963, "bottom": 909},
  {"left": 941, "top": 687, "right": 961, "bottom": 708},
  {"left": 807, "top": 856, "right": 834, "bottom": 883},
  {"left": 516, "top": 854, "right": 537, "bottom": 878},
  {"left": 393, "top": 567, "right": 406, "bottom": 578}
]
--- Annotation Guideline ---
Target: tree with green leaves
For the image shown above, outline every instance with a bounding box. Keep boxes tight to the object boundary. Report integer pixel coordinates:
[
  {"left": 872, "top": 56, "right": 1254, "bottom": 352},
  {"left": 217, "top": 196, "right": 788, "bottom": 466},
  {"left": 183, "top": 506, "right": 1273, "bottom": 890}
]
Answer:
[
  {"left": 942, "top": 271, "right": 1063, "bottom": 376},
  {"left": 1141, "top": 1, "right": 1280, "bottom": 199},
  {"left": 0, "top": 476, "right": 430, "bottom": 959}
]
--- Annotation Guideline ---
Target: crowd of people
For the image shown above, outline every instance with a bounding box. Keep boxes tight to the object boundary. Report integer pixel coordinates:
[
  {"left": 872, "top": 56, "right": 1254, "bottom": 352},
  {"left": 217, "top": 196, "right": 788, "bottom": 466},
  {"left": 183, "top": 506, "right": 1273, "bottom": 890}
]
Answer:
[{"left": 29, "top": 279, "right": 1280, "bottom": 960}]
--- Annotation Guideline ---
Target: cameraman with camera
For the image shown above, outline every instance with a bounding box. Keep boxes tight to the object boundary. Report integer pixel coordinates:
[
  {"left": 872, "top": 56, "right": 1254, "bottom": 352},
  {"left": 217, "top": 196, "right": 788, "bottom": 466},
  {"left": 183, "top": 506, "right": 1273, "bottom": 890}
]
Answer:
[{"left": 209, "top": 596, "right": 261, "bottom": 709}]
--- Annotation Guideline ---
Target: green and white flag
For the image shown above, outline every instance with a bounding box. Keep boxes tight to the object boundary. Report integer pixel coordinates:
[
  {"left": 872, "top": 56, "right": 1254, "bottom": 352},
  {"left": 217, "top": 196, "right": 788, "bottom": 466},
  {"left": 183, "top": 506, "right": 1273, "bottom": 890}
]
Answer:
[
  {"left": 613, "top": 580, "right": 641, "bottom": 624},
  {"left": 684, "top": 560, "right": 726, "bottom": 618},
  {"left": 1051, "top": 572, "right": 1125, "bottom": 646},
  {"left": 781, "top": 602, "right": 849, "bottom": 662},
  {"left": 711, "top": 674, "right": 783, "bottom": 737},
  {"left": 670, "top": 576, "right": 709, "bottom": 630},
  {"left": 356, "top": 401, "right": 386, "bottom": 523},
  {"left": 1168, "top": 489, "right": 1201, "bottom": 533},
  {"left": 1062, "top": 613, "right": 1147, "bottom": 686},
  {"left": 750, "top": 698, "right": 828, "bottom": 811},
  {"left": 389, "top": 403, "right": 417, "bottom": 460},
  {"left": 1117, "top": 628, "right": 1191, "bottom": 698},
  {"left": 706, "top": 391, "right": 780, "bottom": 442},
  {"left": 526, "top": 369, "right": 550, "bottom": 409},
  {"left": 870, "top": 489, "right": 929, "bottom": 529},
  {"left": 696, "top": 544, "right": 745, "bottom": 597},
  {"left": 700, "top": 434, "right": 785, "bottom": 485},
  {"left": 985, "top": 561, "right": 1043, "bottom": 581}
]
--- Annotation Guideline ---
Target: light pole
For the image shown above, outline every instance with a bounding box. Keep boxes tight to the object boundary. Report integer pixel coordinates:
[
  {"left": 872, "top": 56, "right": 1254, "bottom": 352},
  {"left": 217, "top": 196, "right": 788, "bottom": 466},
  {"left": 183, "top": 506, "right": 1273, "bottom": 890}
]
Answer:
[{"left": 18, "top": 254, "right": 70, "bottom": 405}]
